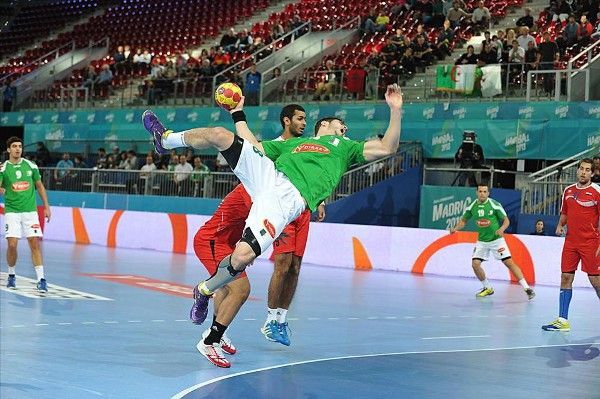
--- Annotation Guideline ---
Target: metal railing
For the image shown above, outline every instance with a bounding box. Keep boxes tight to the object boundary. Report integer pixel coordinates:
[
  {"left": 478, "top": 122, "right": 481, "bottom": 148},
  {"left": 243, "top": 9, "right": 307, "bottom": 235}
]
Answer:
[
  {"left": 422, "top": 165, "right": 529, "bottom": 188},
  {"left": 521, "top": 181, "right": 569, "bottom": 216}
]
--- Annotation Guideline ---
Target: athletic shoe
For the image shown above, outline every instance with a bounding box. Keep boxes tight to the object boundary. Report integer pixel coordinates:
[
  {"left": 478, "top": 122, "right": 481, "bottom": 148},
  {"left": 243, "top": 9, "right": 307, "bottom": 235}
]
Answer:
[
  {"left": 190, "top": 284, "right": 211, "bottom": 325},
  {"left": 36, "top": 278, "right": 48, "bottom": 293},
  {"left": 278, "top": 322, "right": 291, "bottom": 347},
  {"left": 142, "top": 110, "right": 171, "bottom": 154},
  {"left": 261, "top": 320, "right": 282, "bottom": 343},
  {"left": 220, "top": 332, "right": 237, "bottom": 355},
  {"left": 475, "top": 287, "right": 494, "bottom": 297},
  {"left": 201, "top": 328, "right": 237, "bottom": 355},
  {"left": 542, "top": 318, "right": 570, "bottom": 332},
  {"left": 196, "top": 341, "right": 231, "bottom": 368},
  {"left": 6, "top": 275, "right": 16, "bottom": 289},
  {"left": 525, "top": 288, "right": 536, "bottom": 300}
]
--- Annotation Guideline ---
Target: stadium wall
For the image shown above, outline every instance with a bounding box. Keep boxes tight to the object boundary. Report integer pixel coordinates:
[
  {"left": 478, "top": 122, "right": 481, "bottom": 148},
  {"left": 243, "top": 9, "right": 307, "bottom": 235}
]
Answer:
[
  {"left": 3, "top": 101, "right": 599, "bottom": 160},
  {"left": 0, "top": 205, "right": 590, "bottom": 288}
]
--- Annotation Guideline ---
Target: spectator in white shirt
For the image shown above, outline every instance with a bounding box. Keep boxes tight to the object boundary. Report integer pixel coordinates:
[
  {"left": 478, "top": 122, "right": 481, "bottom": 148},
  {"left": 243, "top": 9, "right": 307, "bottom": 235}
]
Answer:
[
  {"left": 174, "top": 154, "right": 193, "bottom": 196},
  {"left": 471, "top": 1, "right": 491, "bottom": 32}
]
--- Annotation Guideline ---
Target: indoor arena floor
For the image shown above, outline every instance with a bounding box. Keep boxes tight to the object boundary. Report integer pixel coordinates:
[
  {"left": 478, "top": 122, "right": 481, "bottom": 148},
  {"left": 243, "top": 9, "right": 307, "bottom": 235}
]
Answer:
[{"left": 1, "top": 241, "right": 599, "bottom": 399}]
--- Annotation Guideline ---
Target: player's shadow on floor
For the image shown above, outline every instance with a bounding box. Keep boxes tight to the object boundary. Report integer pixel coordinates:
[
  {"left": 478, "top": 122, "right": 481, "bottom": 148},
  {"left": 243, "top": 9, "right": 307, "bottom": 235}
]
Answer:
[
  {"left": 534, "top": 335, "right": 600, "bottom": 368},
  {"left": 7, "top": 294, "right": 74, "bottom": 316}
]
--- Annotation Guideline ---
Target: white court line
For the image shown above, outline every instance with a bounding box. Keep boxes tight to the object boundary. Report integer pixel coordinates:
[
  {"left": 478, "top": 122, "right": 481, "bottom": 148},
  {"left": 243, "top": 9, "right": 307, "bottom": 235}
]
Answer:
[
  {"left": 170, "top": 342, "right": 600, "bottom": 399},
  {"left": 421, "top": 335, "right": 491, "bottom": 340}
]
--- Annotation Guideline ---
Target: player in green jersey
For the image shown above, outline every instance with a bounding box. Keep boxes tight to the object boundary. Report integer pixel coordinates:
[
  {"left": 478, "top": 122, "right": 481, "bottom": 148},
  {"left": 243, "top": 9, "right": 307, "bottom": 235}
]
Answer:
[
  {"left": 142, "top": 84, "right": 404, "bottom": 325},
  {"left": 0, "top": 136, "right": 51, "bottom": 293},
  {"left": 449, "top": 183, "right": 535, "bottom": 300}
]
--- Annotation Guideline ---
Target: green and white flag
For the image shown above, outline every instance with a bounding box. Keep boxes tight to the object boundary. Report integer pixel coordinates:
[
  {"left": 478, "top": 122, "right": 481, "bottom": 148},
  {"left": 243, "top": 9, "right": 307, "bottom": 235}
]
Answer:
[
  {"left": 436, "top": 65, "right": 476, "bottom": 93},
  {"left": 480, "top": 65, "right": 502, "bottom": 97}
]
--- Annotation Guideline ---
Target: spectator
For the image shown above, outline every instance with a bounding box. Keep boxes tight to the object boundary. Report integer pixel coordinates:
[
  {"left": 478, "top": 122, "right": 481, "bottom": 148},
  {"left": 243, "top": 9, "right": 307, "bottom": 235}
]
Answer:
[
  {"left": 593, "top": 23, "right": 600, "bottom": 39},
  {"left": 454, "top": 130, "right": 484, "bottom": 187},
  {"left": 71, "top": 155, "right": 89, "bottom": 192},
  {"left": 2, "top": 81, "right": 16, "bottom": 112},
  {"left": 245, "top": 64, "right": 262, "bottom": 106},
  {"left": 478, "top": 42, "right": 498, "bottom": 66},
  {"left": 524, "top": 41, "right": 540, "bottom": 71},
  {"left": 455, "top": 45, "right": 478, "bottom": 64},
  {"left": 212, "top": 48, "right": 231, "bottom": 72},
  {"left": 96, "top": 148, "right": 108, "bottom": 169},
  {"left": 220, "top": 29, "right": 238, "bottom": 53},
  {"left": 390, "top": 28, "right": 408, "bottom": 46},
  {"left": 530, "top": 219, "right": 547, "bottom": 235},
  {"left": 236, "top": 29, "right": 253, "bottom": 52},
  {"left": 412, "top": 35, "right": 434, "bottom": 70},
  {"left": 105, "top": 154, "right": 117, "bottom": 170},
  {"left": 82, "top": 65, "right": 97, "bottom": 89},
  {"left": 215, "top": 152, "right": 229, "bottom": 172},
  {"left": 186, "top": 148, "right": 195, "bottom": 164},
  {"left": 117, "top": 151, "right": 128, "bottom": 169},
  {"left": 471, "top": 1, "right": 491, "bottom": 33},
  {"left": 556, "top": 15, "right": 579, "bottom": 51},
  {"left": 96, "top": 64, "right": 114, "bottom": 94},
  {"left": 269, "top": 23, "right": 285, "bottom": 42},
  {"left": 190, "top": 157, "right": 211, "bottom": 197},
  {"left": 577, "top": 15, "right": 594, "bottom": 47},
  {"left": 125, "top": 150, "right": 138, "bottom": 170},
  {"left": 73, "top": 154, "right": 88, "bottom": 169},
  {"left": 271, "top": 66, "right": 282, "bottom": 80},
  {"left": 446, "top": 1, "right": 471, "bottom": 28},
  {"left": 592, "top": 155, "right": 600, "bottom": 183},
  {"left": 580, "top": 0, "right": 599, "bottom": 26},
  {"left": 430, "top": 0, "right": 447, "bottom": 27},
  {"left": 551, "top": 0, "right": 572, "bottom": 23},
  {"left": 538, "top": 31, "right": 560, "bottom": 94},
  {"left": 313, "top": 60, "right": 339, "bottom": 101},
  {"left": 35, "top": 142, "right": 50, "bottom": 167},
  {"left": 508, "top": 40, "right": 525, "bottom": 67},
  {"left": 516, "top": 8, "right": 535, "bottom": 29},
  {"left": 54, "top": 152, "right": 74, "bottom": 190},
  {"left": 480, "top": 30, "right": 493, "bottom": 51},
  {"left": 380, "top": 38, "right": 399, "bottom": 65},
  {"left": 364, "top": 60, "right": 379, "bottom": 100},
  {"left": 517, "top": 26, "right": 537, "bottom": 50},
  {"left": 174, "top": 154, "right": 193, "bottom": 196},
  {"left": 412, "top": 0, "right": 434, "bottom": 25},
  {"left": 391, "top": 0, "right": 410, "bottom": 16},
  {"left": 291, "top": 14, "right": 307, "bottom": 37},
  {"left": 130, "top": 155, "right": 157, "bottom": 195},
  {"left": 434, "top": 19, "right": 454, "bottom": 59},
  {"left": 123, "top": 45, "right": 133, "bottom": 64},
  {"left": 412, "top": 24, "right": 429, "bottom": 44},
  {"left": 112, "top": 45, "right": 125, "bottom": 65},
  {"left": 364, "top": 8, "right": 389, "bottom": 33},
  {"left": 400, "top": 47, "right": 417, "bottom": 75}
]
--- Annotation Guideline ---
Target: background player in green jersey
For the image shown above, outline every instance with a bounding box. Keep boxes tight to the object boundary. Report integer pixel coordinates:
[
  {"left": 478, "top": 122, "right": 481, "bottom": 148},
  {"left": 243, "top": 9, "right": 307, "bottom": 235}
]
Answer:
[
  {"left": 449, "top": 183, "right": 535, "bottom": 300},
  {"left": 142, "top": 84, "right": 404, "bottom": 325},
  {"left": 0, "top": 136, "right": 51, "bottom": 292}
]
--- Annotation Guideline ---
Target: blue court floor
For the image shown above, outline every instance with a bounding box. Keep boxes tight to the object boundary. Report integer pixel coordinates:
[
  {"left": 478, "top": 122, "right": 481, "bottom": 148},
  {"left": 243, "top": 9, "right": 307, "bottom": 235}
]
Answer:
[{"left": 1, "top": 241, "right": 599, "bottom": 399}]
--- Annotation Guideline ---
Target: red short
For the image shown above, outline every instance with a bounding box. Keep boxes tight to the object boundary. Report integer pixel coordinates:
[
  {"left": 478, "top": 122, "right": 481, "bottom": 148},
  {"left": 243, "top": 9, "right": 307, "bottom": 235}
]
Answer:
[
  {"left": 561, "top": 240, "right": 600, "bottom": 275},
  {"left": 193, "top": 239, "right": 248, "bottom": 279},
  {"left": 272, "top": 209, "right": 311, "bottom": 257}
]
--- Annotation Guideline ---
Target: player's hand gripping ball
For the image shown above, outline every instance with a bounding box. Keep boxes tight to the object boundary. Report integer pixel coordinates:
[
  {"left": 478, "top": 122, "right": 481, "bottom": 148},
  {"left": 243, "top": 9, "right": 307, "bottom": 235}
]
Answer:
[{"left": 215, "top": 82, "right": 243, "bottom": 111}]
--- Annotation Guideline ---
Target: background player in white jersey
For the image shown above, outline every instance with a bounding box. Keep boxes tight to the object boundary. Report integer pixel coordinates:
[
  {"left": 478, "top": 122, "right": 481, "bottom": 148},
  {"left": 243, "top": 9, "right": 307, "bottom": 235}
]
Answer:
[
  {"left": 142, "top": 84, "right": 403, "bottom": 326},
  {"left": 0, "top": 136, "right": 51, "bottom": 292},
  {"left": 450, "top": 183, "right": 535, "bottom": 300}
]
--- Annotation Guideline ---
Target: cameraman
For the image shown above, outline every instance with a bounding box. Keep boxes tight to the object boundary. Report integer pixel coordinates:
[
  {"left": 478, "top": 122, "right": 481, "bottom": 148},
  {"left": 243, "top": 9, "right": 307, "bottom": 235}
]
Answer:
[{"left": 454, "top": 131, "right": 485, "bottom": 187}]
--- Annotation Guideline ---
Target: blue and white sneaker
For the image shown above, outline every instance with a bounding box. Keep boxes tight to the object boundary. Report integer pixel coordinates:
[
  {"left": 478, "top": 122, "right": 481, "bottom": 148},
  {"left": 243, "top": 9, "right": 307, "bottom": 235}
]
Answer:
[
  {"left": 278, "top": 322, "right": 291, "bottom": 347},
  {"left": 36, "top": 278, "right": 48, "bottom": 293},
  {"left": 6, "top": 275, "right": 16, "bottom": 289},
  {"left": 190, "top": 283, "right": 211, "bottom": 325},
  {"left": 142, "top": 110, "right": 171, "bottom": 154},
  {"left": 261, "top": 320, "right": 282, "bottom": 343}
]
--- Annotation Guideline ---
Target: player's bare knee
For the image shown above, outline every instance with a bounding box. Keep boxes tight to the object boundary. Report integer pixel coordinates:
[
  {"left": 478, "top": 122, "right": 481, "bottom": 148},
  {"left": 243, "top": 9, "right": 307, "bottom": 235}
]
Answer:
[{"left": 561, "top": 272, "right": 575, "bottom": 286}]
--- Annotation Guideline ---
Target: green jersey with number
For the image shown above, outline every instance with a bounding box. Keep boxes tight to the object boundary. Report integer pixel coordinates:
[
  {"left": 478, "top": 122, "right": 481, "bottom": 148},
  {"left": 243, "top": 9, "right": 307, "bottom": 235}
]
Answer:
[
  {"left": 0, "top": 158, "right": 41, "bottom": 213},
  {"left": 461, "top": 197, "right": 507, "bottom": 242},
  {"left": 262, "top": 135, "right": 366, "bottom": 211}
]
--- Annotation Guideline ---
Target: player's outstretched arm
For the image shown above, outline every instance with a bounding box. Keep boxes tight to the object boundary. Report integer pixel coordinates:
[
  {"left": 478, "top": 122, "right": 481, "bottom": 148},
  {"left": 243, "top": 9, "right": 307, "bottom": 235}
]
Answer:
[
  {"left": 363, "top": 84, "right": 403, "bottom": 162},
  {"left": 230, "top": 95, "right": 265, "bottom": 154},
  {"left": 449, "top": 218, "right": 467, "bottom": 234}
]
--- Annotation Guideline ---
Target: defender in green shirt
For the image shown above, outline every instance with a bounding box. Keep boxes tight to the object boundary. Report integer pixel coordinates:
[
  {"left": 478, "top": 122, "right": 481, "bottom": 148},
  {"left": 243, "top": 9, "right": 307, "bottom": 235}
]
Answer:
[
  {"left": 142, "top": 84, "right": 404, "bottom": 325},
  {"left": 0, "top": 136, "right": 51, "bottom": 292},
  {"left": 450, "top": 183, "right": 535, "bottom": 300}
]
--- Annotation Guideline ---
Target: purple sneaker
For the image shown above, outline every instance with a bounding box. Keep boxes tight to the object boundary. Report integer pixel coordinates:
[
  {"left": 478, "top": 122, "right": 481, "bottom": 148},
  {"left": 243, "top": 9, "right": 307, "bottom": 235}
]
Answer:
[
  {"left": 190, "top": 284, "right": 211, "bottom": 325},
  {"left": 142, "top": 110, "right": 170, "bottom": 154}
]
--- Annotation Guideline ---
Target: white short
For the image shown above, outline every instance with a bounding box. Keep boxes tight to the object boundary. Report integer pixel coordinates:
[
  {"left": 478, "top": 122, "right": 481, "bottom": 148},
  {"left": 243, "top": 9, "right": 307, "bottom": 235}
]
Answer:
[
  {"left": 233, "top": 139, "right": 305, "bottom": 255},
  {"left": 472, "top": 238, "right": 511, "bottom": 261},
  {"left": 4, "top": 211, "right": 44, "bottom": 239}
]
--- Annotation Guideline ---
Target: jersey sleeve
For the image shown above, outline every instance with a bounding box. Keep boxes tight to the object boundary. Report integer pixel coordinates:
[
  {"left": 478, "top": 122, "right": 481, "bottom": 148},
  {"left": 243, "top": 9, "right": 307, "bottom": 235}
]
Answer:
[
  {"left": 261, "top": 140, "right": 283, "bottom": 162},
  {"left": 347, "top": 139, "right": 366, "bottom": 164},
  {"left": 462, "top": 204, "right": 473, "bottom": 220},
  {"left": 32, "top": 164, "right": 41, "bottom": 182},
  {"left": 560, "top": 187, "right": 569, "bottom": 216},
  {"left": 493, "top": 201, "right": 507, "bottom": 219}
]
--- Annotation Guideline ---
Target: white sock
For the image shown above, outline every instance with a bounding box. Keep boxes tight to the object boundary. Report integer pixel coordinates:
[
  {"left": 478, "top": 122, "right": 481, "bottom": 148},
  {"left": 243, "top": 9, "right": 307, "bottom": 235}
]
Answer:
[
  {"left": 8, "top": 266, "right": 16, "bottom": 275},
  {"left": 558, "top": 316, "right": 568, "bottom": 323},
  {"left": 276, "top": 308, "right": 288, "bottom": 323},
  {"left": 482, "top": 279, "right": 491, "bottom": 289},
  {"left": 34, "top": 266, "right": 44, "bottom": 280},
  {"left": 162, "top": 131, "right": 188, "bottom": 149},
  {"left": 518, "top": 278, "right": 530, "bottom": 290},
  {"left": 266, "top": 308, "right": 277, "bottom": 323}
]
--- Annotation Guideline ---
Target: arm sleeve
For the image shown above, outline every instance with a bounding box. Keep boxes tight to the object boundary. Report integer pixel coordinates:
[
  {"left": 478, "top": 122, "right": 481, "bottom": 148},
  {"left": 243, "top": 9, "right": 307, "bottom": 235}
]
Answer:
[{"left": 349, "top": 140, "right": 366, "bottom": 164}]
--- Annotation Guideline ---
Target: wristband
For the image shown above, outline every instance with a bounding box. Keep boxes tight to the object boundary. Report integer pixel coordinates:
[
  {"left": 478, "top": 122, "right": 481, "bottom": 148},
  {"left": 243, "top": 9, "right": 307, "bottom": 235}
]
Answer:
[{"left": 231, "top": 110, "right": 247, "bottom": 124}]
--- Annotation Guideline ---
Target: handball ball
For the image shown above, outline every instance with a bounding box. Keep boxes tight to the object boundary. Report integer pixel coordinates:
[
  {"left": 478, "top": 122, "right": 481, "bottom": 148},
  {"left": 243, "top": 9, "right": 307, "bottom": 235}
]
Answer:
[{"left": 215, "top": 82, "right": 242, "bottom": 111}]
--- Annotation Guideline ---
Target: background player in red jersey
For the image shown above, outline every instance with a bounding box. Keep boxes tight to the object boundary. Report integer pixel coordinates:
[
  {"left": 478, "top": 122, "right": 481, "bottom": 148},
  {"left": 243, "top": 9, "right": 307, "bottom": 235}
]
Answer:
[{"left": 542, "top": 158, "right": 600, "bottom": 332}]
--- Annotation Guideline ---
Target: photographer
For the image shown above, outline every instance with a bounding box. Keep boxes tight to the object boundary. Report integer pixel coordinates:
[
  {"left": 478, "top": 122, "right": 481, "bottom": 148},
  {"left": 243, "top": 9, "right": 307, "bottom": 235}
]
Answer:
[{"left": 454, "top": 130, "right": 485, "bottom": 187}]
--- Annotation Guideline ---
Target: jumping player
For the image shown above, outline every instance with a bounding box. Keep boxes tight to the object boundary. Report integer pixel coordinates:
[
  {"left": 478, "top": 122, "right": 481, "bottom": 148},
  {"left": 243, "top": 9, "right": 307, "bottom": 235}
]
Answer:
[
  {"left": 542, "top": 158, "right": 600, "bottom": 332},
  {"left": 0, "top": 136, "right": 51, "bottom": 293},
  {"left": 450, "top": 182, "right": 535, "bottom": 300},
  {"left": 141, "top": 83, "right": 403, "bottom": 327}
]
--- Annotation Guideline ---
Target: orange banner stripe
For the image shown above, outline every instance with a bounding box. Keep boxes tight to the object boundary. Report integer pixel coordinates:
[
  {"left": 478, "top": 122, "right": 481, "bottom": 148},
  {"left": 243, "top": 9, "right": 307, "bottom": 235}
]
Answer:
[
  {"left": 168, "top": 213, "right": 188, "bottom": 254},
  {"left": 352, "top": 237, "right": 373, "bottom": 270},
  {"left": 107, "top": 210, "right": 124, "bottom": 248},
  {"left": 72, "top": 208, "right": 90, "bottom": 244}
]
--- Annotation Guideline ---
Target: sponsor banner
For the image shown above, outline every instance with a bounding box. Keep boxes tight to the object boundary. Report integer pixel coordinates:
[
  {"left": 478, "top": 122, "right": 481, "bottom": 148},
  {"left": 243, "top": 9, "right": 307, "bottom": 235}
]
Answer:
[{"left": 1, "top": 206, "right": 589, "bottom": 288}]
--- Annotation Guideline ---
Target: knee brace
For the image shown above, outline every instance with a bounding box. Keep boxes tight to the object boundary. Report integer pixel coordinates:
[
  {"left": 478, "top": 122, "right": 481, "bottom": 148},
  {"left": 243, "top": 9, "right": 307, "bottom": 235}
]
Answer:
[
  {"left": 220, "top": 136, "right": 244, "bottom": 170},
  {"left": 218, "top": 255, "right": 243, "bottom": 277},
  {"left": 241, "top": 227, "right": 262, "bottom": 257}
]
